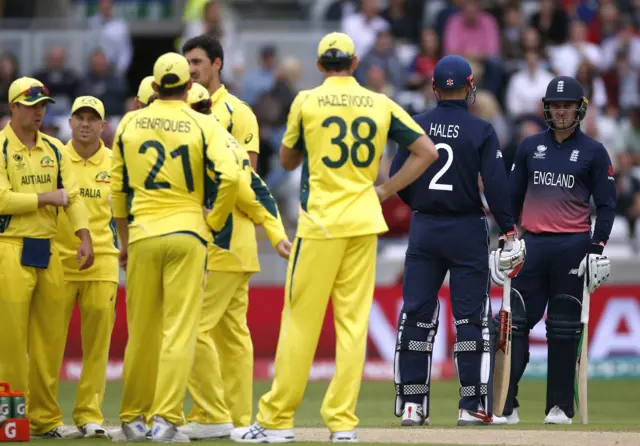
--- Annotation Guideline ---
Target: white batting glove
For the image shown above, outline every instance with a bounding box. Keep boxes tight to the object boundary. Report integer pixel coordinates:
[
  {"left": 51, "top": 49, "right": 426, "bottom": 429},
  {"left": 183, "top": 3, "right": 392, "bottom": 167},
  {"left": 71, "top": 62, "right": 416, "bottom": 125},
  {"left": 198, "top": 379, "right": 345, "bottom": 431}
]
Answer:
[
  {"left": 499, "top": 237, "right": 526, "bottom": 277},
  {"left": 489, "top": 250, "right": 505, "bottom": 287},
  {"left": 578, "top": 243, "right": 611, "bottom": 293}
]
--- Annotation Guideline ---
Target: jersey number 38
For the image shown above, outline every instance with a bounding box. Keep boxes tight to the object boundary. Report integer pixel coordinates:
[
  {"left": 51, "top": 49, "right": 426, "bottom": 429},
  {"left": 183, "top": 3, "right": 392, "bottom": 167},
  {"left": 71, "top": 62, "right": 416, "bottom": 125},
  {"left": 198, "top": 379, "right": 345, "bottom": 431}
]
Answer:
[{"left": 321, "top": 116, "right": 377, "bottom": 169}]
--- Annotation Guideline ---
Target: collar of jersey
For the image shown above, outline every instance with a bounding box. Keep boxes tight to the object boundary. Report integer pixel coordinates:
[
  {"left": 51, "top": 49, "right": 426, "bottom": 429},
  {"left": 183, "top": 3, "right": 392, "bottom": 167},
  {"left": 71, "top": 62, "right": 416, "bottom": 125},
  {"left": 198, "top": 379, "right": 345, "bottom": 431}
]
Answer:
[
  {"left": 3, "top": 120, "right": 46, "bottom": 152},
  {"left": 67, "top": 140, "right": 107, "bottom": 165},
  {"left": 436, "top": 99, "right": 468, "bottom": 109},
  {"left": 152, "top": 99, "right": 188, "bottom": 108},
  {"left": 323, "top": 76, "right": 358, "bottom": 86},
  {"left": 547, "top": 127, "right": 581, "bottom": 146},
  {"left": 210, "top": 84, "right": 228, "bottom": 106}
]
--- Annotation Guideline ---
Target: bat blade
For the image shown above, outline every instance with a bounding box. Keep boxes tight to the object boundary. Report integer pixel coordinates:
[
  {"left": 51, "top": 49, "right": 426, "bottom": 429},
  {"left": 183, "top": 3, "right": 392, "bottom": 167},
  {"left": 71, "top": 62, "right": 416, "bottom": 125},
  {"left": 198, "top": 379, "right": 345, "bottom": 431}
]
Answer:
[
  {"left": 576, "top": 324, "right": 589, "bottom": 424},
  {"left": 493, "top": 307, "right": 512, "bottom": 416}
]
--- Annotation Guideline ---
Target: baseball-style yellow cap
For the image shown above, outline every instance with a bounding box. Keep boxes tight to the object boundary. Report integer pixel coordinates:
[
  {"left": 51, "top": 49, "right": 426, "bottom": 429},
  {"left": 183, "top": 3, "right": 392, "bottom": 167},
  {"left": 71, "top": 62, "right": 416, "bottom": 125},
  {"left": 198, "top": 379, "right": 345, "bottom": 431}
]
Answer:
[
  {"left": 317, "top": 32, "right": 355, "bottom": 59},
  {"left": 187, "top": 83, "right": 210, "bottom": 105},
  {"left": 153, "top": 52, "right": 190, "bottom": 89},
  {"left": 8, "top": 77, "right": 55, "bottom": 106},
  {"left": 137, "top": 76, "right": 155, "bottom": 105},
  {"left": 71, "top": 96, "right": 105, "bottom": 119}
]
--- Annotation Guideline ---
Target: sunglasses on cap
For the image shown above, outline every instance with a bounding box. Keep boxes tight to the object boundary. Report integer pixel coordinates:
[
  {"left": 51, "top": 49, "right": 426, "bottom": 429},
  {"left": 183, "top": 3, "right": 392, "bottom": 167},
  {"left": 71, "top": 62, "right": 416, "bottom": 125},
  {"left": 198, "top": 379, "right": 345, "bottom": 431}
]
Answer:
[
  {"left": 14, "top": 85, "right": 50, "bottom": 102},
  {"left": 191, "top": 99, "right": 212, "bottom": 115}
]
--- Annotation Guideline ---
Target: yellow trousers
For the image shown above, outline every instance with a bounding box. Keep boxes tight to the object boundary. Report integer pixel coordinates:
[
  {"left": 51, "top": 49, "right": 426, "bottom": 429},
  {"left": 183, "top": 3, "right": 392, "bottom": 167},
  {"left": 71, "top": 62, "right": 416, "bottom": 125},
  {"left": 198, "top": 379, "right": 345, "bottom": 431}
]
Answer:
[
  {"left": 256, "top": 235, "right": 377, "bottom": 432},
  {"left": 61, "top": 280, "right": 117, "bottom": 427},
  {"left": 119, "top": 234, "right": 207, "bottom": 425},
  {"left": 0, "top": 240, "right": 67, "bottom": 434},
  {"left": 187, "top": 271, "right": 253, "bottom": 427}
]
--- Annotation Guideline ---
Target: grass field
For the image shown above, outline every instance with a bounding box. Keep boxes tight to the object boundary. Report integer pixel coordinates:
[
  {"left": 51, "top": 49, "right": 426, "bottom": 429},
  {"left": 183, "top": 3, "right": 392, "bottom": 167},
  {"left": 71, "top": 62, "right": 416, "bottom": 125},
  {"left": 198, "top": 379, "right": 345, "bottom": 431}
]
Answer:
[{"left": 26, "top": 379, "right": 640, "bottom": 445}]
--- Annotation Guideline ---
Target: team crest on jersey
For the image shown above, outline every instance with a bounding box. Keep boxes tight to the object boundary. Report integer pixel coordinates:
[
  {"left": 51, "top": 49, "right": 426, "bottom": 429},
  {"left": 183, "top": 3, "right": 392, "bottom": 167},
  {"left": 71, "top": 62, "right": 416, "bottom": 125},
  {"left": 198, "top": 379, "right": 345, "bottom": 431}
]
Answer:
[
  {"left": 12, "top": 153, "right": 25, "bottom": 170},
  {"left": 95, "top": 171, "right": 111, "bottom": 184},
  {"left": 40, "top": 155, "right": 55, "bottom": 168},
  {"left": 533, "top": 145, "right": 547, "bottom": 160},
  {"left": 569, "top": 150, "right": 579, "bottom": 162},
  {"left": 496, "top": 150, "right": 503, "bottom": 158}
]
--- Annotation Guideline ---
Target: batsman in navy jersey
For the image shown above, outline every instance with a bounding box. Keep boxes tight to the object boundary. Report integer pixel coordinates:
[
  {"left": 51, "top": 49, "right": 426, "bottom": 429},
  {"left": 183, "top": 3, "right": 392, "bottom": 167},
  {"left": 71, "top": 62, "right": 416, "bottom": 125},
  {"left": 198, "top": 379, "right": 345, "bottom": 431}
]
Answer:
[
  {"left": 490, "top": 76, "right": 615, "bottom": 424},
  {"left": 390, "top": 56, "right": 526, "bottom": 427}
]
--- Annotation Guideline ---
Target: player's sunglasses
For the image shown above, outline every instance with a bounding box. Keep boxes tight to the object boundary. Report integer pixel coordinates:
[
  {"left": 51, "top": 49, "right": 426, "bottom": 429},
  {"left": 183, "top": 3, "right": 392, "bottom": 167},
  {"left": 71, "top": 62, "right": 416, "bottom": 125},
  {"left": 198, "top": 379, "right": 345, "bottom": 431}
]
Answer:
[
  {"left": 12, "top": 86, "right": 50, "bottom": 103},
  {"left": 191, "top": 99, "right": 212, "bottom": 115}
]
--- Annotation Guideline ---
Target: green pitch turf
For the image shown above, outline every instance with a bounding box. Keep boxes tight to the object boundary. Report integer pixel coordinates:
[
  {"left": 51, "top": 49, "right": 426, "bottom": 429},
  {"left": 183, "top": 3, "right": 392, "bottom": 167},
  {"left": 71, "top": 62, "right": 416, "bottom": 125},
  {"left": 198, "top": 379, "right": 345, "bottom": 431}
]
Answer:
[{"left": 28, "top": 379, "right": 639, "bottom": 444}]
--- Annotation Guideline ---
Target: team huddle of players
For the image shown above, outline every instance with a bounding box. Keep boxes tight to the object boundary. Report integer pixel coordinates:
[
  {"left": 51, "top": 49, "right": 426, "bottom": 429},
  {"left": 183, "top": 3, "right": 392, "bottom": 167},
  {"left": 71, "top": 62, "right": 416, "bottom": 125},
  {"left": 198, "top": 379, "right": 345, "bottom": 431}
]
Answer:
[{"left": 0, "top": 29, "right": 615, "bottom": 444}]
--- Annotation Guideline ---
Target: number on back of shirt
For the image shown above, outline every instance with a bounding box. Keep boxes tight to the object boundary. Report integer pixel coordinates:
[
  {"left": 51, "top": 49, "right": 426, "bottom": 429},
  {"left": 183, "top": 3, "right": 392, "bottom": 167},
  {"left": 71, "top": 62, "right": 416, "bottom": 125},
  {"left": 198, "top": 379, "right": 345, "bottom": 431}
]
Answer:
[
  {"left": 429, "top": 143, "right": 453, "bottom": 191},
  {"left": 321, "top": 115, "right": 377, "bottom": 168},
  {"left": 139, "top": 140, "right": 195, "bottom": 192}
]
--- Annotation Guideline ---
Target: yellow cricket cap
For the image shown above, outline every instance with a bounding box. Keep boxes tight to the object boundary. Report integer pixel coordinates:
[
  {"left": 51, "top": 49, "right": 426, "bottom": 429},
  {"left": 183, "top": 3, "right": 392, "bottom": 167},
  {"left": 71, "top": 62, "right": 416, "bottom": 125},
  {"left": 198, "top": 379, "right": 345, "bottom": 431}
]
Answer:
[
  {"left": 8, "top": 77, "right": 55, "bottom": 106},
  {"left": 137, "top": 76, "right": 155, "bottom": 105},
  {"left": 187, "top": 83, "right": 210, "bottom": 105},
  {"left": 71, "top": 96, "right": 105, "bottom": 119},
  {"left": 317, "top": 32, "right": 355, "bottom": 59},
  {"left": 153, "top": 52, "right": 190, "bottom": 89}
]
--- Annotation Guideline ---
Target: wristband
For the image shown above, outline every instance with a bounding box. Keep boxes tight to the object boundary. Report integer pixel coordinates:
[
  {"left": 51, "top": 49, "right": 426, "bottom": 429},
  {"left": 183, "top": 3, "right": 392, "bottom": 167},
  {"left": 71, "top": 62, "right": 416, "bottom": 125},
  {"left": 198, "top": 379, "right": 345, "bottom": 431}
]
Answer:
[{"left": 588, "top": 242, "right": 605, "bottom": 255}]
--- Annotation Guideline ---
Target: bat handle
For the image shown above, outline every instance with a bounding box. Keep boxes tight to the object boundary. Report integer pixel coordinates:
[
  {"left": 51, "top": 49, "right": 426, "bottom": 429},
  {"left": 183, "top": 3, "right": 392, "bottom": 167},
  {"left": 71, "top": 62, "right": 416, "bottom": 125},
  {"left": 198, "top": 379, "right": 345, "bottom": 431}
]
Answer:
[
  {"left": 503, "top": 276, "right": 511, "bottom": 312},
  {"left": 581, "top": 276, "right": 590, "bottom": 324}
]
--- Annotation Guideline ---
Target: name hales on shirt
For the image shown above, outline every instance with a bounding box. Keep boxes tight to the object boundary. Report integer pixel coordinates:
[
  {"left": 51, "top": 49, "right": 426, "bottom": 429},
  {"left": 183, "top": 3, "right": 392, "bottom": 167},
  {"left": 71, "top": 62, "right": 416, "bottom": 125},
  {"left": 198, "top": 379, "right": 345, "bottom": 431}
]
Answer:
[
  {"left": 21, "top": 174, "right": 52, "bottom": 185},
  {"left": 533, "top": 170, "right": 575, "bottom": 188},
  {"left": 429, "top": 123, "right": 459, "bottom": 139},
  {"left": 135, "top": 117, "right": 192, "bottom": 133},
  {"left": 80, "top": 188, "right": 101, "bottom": 199},
  {"left": 317, "top": 94, "right": 374, "bottom": 108}
]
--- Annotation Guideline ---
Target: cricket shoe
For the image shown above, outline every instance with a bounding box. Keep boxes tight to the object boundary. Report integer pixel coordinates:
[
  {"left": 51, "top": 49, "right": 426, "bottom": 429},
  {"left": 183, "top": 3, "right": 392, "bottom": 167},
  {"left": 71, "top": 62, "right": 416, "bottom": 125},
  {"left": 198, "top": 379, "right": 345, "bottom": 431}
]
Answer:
[
  {"left": 151, "top": 416, "right": 190, "bottom": 443},
  {"left": 505, "top": 409, "right": 519, "bottom": 425},
  {"left": 457, "top": 406, "right": 507, "bottom": 426},
  {"left": 31, "top": 425, "right": 83, "bottom": 439},
  {"left": 178, "top": 422, "right": 233, "bottom": 440},
  {"left": 330, "top": 430, "right": 358, "bottom": 442},
  {"left": 110, "top": 416, "right": 149, "bottom": 442},
  {"left": 231, "top": 422, "right": 295, "bottom": 443},
  {"left": 401, "top": 403, "right": 427, "bottom": 426},
  {"left": 80, "top": 423, "right": 109, "bottom": 438},
  {"left": 544, "top": 406, "right": 572, "bottom": 424}
]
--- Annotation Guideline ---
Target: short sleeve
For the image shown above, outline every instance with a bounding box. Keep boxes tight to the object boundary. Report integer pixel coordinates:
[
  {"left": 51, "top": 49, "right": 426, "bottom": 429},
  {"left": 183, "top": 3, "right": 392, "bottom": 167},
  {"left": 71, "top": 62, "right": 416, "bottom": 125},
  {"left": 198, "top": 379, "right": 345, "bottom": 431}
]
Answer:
[
  {"left": 282, "top": 92, "right": 309, "bottom": 150},
  {"left": 387, "top": 98, "right": 425, "bottom": 147}
]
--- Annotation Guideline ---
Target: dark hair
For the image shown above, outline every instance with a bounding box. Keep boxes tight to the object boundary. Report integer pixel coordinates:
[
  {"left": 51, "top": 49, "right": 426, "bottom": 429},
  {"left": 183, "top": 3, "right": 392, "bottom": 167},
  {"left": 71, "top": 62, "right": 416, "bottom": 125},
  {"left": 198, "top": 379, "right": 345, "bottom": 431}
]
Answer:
[
  {"left": 318, "top": 49, "right": 353, "bottom": 73},
  {"left": 157, "top": 82, "right": 189, "bottom": 97},
  {"left": 182, "top": 35, "right": 224, "bottom": 71},
  {"left": 191, "top": 100, "right": 212, "bottom": 115}
]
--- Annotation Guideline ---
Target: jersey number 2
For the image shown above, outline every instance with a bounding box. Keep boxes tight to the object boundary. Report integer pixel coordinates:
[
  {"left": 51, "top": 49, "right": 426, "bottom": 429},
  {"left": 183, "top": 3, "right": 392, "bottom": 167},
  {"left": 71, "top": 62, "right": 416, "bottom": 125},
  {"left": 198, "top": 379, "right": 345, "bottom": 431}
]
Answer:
[
  {"left": 321, "top": 116, "right": 377, "bottom": 168},
  {"left": 139, "top": 140, "right": 195, "bottom": 192},
  {"left": 429, "top": 143, "right": 453, "bottom": 191}
]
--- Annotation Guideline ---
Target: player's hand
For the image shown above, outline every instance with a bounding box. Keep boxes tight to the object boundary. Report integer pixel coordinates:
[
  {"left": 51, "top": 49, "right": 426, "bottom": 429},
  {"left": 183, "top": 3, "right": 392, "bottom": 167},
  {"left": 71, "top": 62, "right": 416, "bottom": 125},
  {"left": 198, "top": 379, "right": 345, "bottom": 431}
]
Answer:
[
  {"left": 499, "top": 238, "right": 526, "bottom": 277},
  {"left": 203, "top": 206, "right": 211, "bottom": 219},
  {"left": 375, "top": 185, "right": 390, "bottom": 203},
  {"left": 578, "top": 244, "right": 610, "bottom": 293},
  {"left": 489, "top": 250, "right": 505, "bottom": 286},
  {"left": 76, "top": 237, "right": 94, "bottom": 270},
  {"left": 40, "top": 188, "right": 69, "bottom": 207},
  {"left": 276, "top": 239, "right": 292, "bottom": 259},
  {"left": 119, "top": 246, "right": 128, "bottom": 271}
]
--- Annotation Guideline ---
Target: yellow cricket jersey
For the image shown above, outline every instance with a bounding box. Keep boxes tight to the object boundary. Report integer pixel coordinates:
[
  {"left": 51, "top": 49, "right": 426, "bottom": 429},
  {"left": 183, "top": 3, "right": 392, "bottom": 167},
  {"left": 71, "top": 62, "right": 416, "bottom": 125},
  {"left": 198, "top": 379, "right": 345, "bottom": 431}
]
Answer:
[
  {"left": 211, "top": 85, "right": 260, "bottom": 154},
  {"left": 283, "top": 76, "right": 425, "bottom": 239},
  {"left": 0, "top": 122, "right": 88, "bottom": 240},
  {"left": 54, "top": 141, "right": 119, "bottom": 282},
  {"left": 208, "top": 146, "right": 286, "bottom": 273},
  {"left": 111, "top": 99, "right": 240, "bottom": 245}
]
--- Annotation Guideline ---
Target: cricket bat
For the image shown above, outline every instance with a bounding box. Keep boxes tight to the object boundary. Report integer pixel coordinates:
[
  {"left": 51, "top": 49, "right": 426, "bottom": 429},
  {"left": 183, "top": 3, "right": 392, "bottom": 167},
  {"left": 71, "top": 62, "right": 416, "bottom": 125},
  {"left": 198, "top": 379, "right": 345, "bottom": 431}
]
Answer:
[
  {"left": 575, "top": 278, "right": 590, "bottom": 424},
  {"left": 493, "top": 276, "right": 512, "bottom": 416}
]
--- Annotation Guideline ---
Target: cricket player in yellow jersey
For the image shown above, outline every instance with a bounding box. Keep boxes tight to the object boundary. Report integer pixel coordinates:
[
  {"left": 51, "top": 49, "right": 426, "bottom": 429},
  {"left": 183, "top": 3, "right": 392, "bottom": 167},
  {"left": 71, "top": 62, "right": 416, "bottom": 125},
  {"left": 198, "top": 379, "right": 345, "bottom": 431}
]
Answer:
[
  {"left": 136, "top": 76, "right": 156, "bottom": 109},
  {"left": 232, "top": 33, "right": 439, "bottom": 443},
  {"left": 180, "top": 85, "right": 291, "bottom": 440},
  {"left": 110, "top": 52, "right": 240, "bottom": 443},
  {"left": 53, "top": 96, "right": 117, "bottom": 439},
  {"left": 0, "top": 77, "right": 94, "bottom": 439},
  {"left": 183, "top": 35, "right": 260, "bottom": 169},
  {"left": 186, "top": 82, "right": 212, "bottom": 115}
]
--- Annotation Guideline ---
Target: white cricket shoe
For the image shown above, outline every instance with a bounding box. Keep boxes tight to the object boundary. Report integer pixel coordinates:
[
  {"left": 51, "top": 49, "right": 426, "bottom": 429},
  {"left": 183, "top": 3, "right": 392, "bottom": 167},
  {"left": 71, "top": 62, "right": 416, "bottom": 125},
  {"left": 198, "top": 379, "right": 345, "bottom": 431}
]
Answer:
[
  {"left": 178, "top": 422, "right": 233, "bottom": 440},
  {"left": 80, "top": 422, "right": 109, "bottom": 438},
  {"left": 110, "top": 416, "right": 149, "bottom": 442},
  {"left": 330, "top": 430, "right": 358, "bottom": 442},
  {"left": 401, "top": 403, "right": 426, "bottom": 426},
  {"left": 544, "top": 406, "right": 572, "bottom": 424},
  {"left": 457, "top": 406, "right": 507, "bottom": 426},
  {"left": 31, "top": 425, "right": 83, "bottom": 439},
  {"left": 230, "top": 422, "right": 295, "bottom": 443},
  {"left": 505, "top": 409, "right": 520, "bottom": 425},
  {"left": 150, "top": 416, "right": 190, "bottom": 443}
]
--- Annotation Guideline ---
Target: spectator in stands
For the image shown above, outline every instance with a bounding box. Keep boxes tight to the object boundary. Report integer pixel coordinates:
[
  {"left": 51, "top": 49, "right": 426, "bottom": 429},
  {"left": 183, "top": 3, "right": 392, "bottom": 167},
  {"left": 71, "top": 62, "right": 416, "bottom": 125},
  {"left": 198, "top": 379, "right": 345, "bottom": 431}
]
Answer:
[
  {"left": 39, "top": 113, "right": 60, "bottom": 139},
  {"left": 241, "top": 45, "right": 277, "bottom": 107},
  {"left": 88, "top": 0, "right": 132, "bottom": 77},
  {"left": 33, "top": 46, "right": 80, "bottom": 115},
  {"left": 530, "top": 0, "right": 570, "bottom": 46},
  {"left": 617, "top": 106, "right": 640, "bottom": 165},
  {"left": 399, "top": 77, "right": 437, "bottom": 116},
  {"left": 469, "top": 89, "right": 510, "bottom": 147},
  {"left": 575, "top": 60, "right": 608, "bottom": 109},
  {"left": 521, "top": 26, "right": 544, "bottom": 55},
  {"left": 614, "top": 151, "right": 640, "bottom": 253},
  {"left": 602, "top": 49, "right": 640, "bottom": 113},
  {"left": 407, "top": 28, "right": 440, "bottom": 89},
  {"left": 380, "top": 0, "right": 422, "bottom": 44},
  {"left": 442, "top": 0, "right": 502, "bottom": 95},
  {"left": 433, "top": 0, "right": 464, "bottom": 39},
  {"left": 340, "top": 0, "right": 389, "bottom": 57},
  {"left": 0, "top": 52, "right": 19, "bottom": 117},
  {"left": 502, "top": 116, "right": 545, "bottom": 173},
  {"left": 587, "top": 0, "right": 620, "bottom": 44},
  {"left": 505, "top": 50, "right": 554, "bottom": 119},
  {"left": 600, "top": 17, "right": 640, "bottom": 72},
  {"left": 365, "top": 65, "right": 394, "bottom": 98},
  {"left": 501, "top": 1, "right": 526, "bottom": 76},
  {"left": 356, "top": 31, "right": 406, "bottom": 92},
  {"left": 548, "top": 20, "right": 601, "bottom": 77},
  {"left": 78, "top": 50, "right": 126, "bottom": 117}
]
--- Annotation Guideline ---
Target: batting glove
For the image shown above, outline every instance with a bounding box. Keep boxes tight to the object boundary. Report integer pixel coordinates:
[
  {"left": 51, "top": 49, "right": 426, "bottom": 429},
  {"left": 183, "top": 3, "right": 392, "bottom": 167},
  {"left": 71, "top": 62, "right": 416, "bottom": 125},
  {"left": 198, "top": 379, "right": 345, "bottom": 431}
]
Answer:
[{"left": 578, "top": 243, "right": 611, "bottom": 293}]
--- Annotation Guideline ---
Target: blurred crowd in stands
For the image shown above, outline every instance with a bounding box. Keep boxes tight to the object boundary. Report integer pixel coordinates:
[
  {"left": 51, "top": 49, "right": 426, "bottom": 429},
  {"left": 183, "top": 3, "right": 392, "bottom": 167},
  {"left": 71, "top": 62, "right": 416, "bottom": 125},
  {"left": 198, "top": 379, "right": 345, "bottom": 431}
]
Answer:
[{"left": 1, "top": 0, "right": 640, "bottom": 249}]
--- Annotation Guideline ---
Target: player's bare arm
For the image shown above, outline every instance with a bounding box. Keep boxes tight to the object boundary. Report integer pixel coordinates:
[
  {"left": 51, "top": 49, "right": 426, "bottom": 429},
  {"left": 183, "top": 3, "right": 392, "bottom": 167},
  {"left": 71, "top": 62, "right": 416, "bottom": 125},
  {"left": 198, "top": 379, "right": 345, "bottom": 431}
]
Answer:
[{"left": 280, "top": 144, "right": 303, "bottom": 171}]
